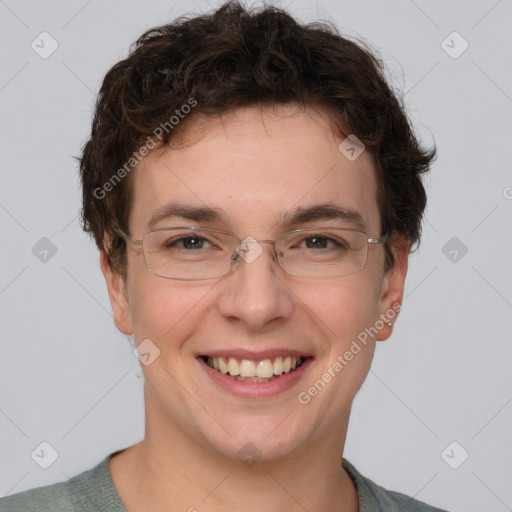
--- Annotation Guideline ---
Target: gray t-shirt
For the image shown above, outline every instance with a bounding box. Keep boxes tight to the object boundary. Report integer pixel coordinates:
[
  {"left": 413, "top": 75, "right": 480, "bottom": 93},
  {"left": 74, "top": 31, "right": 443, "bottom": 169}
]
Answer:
[{"left": 0, "top": 451, "right": 449, "bottom": 511}]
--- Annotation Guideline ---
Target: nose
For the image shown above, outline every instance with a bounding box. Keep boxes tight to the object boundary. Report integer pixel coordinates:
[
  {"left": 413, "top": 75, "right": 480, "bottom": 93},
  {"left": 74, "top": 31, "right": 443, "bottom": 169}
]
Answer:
[{"left": 216, "top": 239, "right": 295, "bottom": 332}]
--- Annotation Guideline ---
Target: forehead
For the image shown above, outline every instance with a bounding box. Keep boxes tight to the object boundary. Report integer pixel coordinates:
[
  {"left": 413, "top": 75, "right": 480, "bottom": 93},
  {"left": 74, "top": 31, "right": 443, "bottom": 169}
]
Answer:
[{"left": 129, "top": 105, "right": 380, "bottom": 236}]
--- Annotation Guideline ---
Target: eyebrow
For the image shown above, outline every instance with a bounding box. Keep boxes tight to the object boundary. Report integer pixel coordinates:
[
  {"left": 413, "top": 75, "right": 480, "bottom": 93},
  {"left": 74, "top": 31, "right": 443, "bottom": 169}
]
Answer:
[
  {"left": 280, "top": 203, "right": 367, "bottom": 231},
  {"left": 146, "top": 202, "right": 229, "bottom": 231},
  {"left": 145, "top": 201, "right": 367, "bottom": 232}
]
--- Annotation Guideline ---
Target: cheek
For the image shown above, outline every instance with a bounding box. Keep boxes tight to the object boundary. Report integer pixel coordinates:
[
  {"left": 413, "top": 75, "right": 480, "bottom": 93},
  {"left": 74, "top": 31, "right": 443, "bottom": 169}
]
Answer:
[
  {"left": 128, "top": 275, "right": 216, "bottom": 348},
  {"left": 299, "top": 274, "right": 381, "bottom": 340}
]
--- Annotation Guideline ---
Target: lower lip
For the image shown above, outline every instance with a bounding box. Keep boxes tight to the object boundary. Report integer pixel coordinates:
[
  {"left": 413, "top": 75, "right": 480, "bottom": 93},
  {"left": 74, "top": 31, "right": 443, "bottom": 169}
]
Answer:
[{"left": 197, "top": 357, "right": 313, "bottom": 399}]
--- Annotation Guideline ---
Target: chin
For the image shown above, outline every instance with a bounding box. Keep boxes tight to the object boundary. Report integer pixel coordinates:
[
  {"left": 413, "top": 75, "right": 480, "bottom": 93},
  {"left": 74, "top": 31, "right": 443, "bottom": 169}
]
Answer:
[{"left": 197, "top": 413, "right": 311, "bottom": 465}]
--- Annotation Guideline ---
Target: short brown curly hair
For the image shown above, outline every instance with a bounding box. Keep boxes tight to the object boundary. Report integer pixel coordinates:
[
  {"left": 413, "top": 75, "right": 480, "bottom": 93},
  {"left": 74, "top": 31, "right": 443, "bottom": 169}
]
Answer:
[{"left": 79, "top": 1, "right": 436, "bottom": 279}]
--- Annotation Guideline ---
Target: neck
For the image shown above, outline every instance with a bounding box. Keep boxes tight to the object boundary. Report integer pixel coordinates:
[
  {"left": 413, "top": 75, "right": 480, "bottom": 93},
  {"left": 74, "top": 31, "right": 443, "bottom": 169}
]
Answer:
[{"left": 110, "top": 408, "right": 359, "bottom": 512}]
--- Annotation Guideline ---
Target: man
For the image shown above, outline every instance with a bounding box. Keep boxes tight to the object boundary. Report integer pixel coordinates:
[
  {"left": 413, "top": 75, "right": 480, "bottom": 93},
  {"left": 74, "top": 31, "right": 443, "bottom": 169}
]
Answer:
[{"left": 0, "top": 2, "right": 446, "bottom": 511}]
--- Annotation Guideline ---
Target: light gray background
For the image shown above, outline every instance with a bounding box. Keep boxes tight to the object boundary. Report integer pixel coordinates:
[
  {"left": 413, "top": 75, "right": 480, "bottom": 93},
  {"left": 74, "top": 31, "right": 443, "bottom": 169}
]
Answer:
[{"left": 1, "top": 1, "right": 511, "bottom": 511}]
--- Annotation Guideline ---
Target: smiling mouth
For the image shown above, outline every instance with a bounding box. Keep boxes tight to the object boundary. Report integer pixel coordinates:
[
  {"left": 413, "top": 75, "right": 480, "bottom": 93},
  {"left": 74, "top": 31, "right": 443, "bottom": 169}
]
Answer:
[{"left": 201, "top": 355, "right": 308, "bottom": 383}]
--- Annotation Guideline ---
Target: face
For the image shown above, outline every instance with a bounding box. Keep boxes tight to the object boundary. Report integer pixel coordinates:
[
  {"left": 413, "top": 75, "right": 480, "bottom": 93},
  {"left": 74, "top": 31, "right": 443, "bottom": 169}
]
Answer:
[{"left": 101, "top": 105, "right": 408, "bottom": 463}]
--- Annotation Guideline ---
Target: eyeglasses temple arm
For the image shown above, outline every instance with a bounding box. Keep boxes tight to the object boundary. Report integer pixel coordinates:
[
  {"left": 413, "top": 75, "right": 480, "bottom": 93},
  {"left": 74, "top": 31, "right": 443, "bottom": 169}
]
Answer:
[
  {"left": 368, "top": 233, "right": 390, "bottom": 244},
  {"left": 112, "top": 225, "right": 143, "bottom": 248}
]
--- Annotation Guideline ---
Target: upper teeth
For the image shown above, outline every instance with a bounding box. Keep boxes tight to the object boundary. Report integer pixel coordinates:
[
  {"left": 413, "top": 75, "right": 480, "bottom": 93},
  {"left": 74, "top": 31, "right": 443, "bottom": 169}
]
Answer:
[{"left": 207, "top": 356, "right": 303, "bottom": 378}]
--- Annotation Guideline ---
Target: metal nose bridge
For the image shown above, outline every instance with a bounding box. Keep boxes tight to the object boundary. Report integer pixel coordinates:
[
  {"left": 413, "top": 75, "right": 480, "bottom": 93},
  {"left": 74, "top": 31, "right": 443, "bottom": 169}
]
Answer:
[
  {"left": 240, "top": 238, "right": 275, "bottom": 245},
  {"left": 232, "top": 237, "right": 279, "bottom": 264}
]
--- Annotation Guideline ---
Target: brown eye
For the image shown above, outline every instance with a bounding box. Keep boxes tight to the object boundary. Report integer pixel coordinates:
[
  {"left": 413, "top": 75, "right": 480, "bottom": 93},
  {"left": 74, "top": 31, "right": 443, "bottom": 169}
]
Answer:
[
  {"left": 301, "top": 235, "right": 347, "bottom": 250},
  {"left": 305, "top": 235, "right": 327, "bottom": 249},
  {"left": 165, "top": 236, "right": 209, "bottom": 250}
]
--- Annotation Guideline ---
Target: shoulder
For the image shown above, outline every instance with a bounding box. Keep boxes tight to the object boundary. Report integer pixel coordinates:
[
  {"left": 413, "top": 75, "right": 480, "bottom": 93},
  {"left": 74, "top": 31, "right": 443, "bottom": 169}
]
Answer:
[
  {"left": 342, "top": 459, "right": 450, "bottom": 512},
  {"left": 0, "top": 453, "right": 126, "bottom": 512},
  {"left": 0, "top": 479, "right": 78, "bottom": 512}
]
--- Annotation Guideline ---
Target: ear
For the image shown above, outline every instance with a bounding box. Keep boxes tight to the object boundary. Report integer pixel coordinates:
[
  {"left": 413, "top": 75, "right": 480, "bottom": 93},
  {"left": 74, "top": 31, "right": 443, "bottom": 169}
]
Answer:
[
  {"left": 375, "top": 237, "right": 410, "bottom": 341},
  {"left": 99, "top": 251, "right": 133, "bottom": 335}
]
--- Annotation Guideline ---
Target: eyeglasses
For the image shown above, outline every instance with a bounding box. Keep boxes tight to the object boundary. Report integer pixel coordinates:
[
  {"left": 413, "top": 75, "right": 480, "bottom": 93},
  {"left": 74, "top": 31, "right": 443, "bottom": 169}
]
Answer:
[{"left": 117, "top": 226, "right": 388, "bottom": 280}]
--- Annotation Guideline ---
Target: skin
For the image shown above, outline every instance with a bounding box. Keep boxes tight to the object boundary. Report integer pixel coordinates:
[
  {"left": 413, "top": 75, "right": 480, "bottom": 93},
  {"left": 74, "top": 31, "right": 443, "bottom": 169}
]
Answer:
[{"left": 101, "top": 104, "right": 409, "bottom": 512}]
